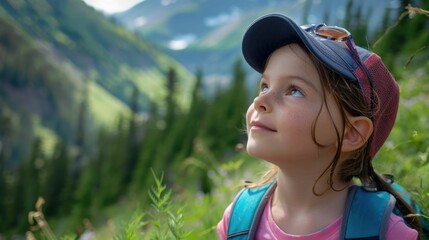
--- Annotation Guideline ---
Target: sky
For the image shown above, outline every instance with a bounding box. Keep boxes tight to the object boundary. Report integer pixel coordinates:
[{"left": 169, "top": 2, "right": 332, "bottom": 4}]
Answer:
[{"left": 82, "top": 0, "right": 145, "bottom": 14}]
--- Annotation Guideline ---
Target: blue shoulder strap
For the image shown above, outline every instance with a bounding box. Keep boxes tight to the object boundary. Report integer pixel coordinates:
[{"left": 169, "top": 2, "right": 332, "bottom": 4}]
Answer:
[
  {"left": 340, "top": 186, "right": 396, "bottom": 240},
  {"left": 227, "top": 181, "right": 276, "bottom": 240}
]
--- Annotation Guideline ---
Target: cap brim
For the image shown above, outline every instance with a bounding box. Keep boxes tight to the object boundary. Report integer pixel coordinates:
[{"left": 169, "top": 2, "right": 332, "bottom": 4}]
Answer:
[{"left": 242, "top": 14, "right": 359, "bottom": 81}]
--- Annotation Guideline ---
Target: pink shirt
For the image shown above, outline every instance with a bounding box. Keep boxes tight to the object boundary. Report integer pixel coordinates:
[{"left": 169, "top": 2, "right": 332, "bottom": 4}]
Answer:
[{"left": 217, "top": 196, "right": 418, "bottom": 240}]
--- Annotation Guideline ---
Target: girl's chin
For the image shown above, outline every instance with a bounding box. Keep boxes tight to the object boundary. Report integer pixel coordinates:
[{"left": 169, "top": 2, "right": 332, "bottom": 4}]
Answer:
[{"left": 246, "top": 146, "right": 270, "bottom": 160}]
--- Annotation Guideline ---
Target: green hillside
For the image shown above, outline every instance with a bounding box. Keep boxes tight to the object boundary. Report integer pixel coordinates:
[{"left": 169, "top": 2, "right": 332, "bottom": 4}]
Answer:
[{"left": 0, "top": 0, "right": 194, "bottom": 160}]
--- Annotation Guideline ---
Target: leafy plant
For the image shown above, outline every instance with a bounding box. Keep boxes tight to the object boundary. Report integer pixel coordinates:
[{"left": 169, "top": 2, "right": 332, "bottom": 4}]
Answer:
[
  {"left": 410, "top": 180, "right": 429, "bottom": 217},
  {"left": 110, "top": 170, "right": 191, "bottom": 240},
  {"left": 147, "top": 170, "right": 191, "bottom": 240},
  {"left": 113, "top": 212, "right": 146, "bottom": 240}
]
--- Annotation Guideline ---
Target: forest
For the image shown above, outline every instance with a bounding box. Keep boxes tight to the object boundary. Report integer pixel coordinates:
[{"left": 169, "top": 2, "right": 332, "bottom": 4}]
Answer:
[{"left": 0, "top": 0, "right": 429, "bottom": 239}]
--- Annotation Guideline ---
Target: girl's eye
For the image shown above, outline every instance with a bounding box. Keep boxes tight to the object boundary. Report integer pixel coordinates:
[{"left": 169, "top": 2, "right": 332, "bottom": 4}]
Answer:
[
  {"left": 260, "top": 84, "right": 269, "bottom": 94},
  {"left": 289, "top": 88, "right": 304, "bottom": 97}
]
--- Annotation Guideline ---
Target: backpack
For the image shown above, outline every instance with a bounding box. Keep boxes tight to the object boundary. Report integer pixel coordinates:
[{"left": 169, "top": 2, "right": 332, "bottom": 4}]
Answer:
[{"left": 227, "top": 180, "right": 429, "bottom": 240}]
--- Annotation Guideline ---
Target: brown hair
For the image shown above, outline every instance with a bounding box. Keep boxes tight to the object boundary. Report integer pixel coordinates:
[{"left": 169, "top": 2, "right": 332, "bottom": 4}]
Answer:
[{"left": 246, "top": 44, "right": 422, "bottom": 236}]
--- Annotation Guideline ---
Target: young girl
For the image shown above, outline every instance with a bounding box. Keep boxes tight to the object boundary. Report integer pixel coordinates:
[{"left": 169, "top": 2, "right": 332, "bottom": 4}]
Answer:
[{"left": 217, "top": 14, "right": 422, "bottom": 240}]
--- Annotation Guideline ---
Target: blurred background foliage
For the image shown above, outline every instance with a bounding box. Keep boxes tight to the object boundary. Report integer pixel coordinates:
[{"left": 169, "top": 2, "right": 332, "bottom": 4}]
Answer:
[{"left": 0, "top": 0, "right": 428, "bottom": 239}]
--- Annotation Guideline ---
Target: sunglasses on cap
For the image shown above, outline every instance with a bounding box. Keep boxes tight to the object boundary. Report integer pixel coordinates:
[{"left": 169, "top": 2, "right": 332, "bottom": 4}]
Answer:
[
  {"left": 302, "top": 24, "right": 376, "bottom": 116},
  {"left": 301, "top": 24, "right": 366, "bottom": 74}
]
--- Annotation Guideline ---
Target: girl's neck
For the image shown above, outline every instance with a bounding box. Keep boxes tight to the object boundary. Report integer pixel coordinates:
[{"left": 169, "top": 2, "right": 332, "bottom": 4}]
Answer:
[
  {"left": 274, "top": 169, "right": 350, "bottom": 206},
  {"left": 271, "top": 167, "right": 352, "bottom": 235}
]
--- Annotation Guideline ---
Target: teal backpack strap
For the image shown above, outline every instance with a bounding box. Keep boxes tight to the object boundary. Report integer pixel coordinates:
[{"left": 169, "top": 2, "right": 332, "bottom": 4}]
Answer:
[
  {"left": 391, "top": 182, "right": 416, "bottom": 218},
  {"left": 227, "top": 181, "right": 277, "bottom": 240},
  {"left": 340, "top": 186, "right": 396, "bottom": 240},
  {"left": 391, "top": 182, "right": 429, "bottom": 240}
]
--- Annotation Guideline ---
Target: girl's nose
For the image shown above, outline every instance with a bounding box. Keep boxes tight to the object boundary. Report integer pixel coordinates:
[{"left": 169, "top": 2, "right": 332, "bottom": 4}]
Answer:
[{"left": 253, "top": 94, "right": 271, "bottom": 112}]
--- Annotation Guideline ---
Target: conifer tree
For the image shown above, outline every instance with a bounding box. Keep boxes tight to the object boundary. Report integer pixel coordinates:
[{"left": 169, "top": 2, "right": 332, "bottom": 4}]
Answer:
[
  {"left": 0, "top": 106, "right": 15, "bottom": 230},
  {"left": 72, "top": 81, "right": 90, "bottom": 196},
  {"left": 42, "top": 139, "right": 71, "bottom": 216},
  {"left": 124, "top": 86, "right": 140, "bottom": 185},
  {"left": 174, "top": 68, "right": 206, "bottom": 163},
  {"left": 0, "top": 142, "right": 5, "bottom": 230},
  {"left": 302, "top": 0, "right": 313, "bottom": 23},
  {"left": 165, "top": 67, "right": 178, "bottom": 132},
  {"left": 96, "top": 117, "right": 128, "bottom": 207},
  {"left": 342, "top": 0, "right": 370, "bottom": 46},
  {"left": 203, "top": 84, "right": 225, "bottom": 156},
  {"left": 203, "top": 59, "right": 248, "bottom": 157},
  {"left": 151, "top": 66, "right": 181, "bottom": 180},
  {"left": 130, "top": 100, "right": 161, "bottom": 194},
  {"left": 6, "top": 137, "right": 44, "bottom": 231},
  {"left": 228, "top": 59, "right": 248, "bottom": 145},
  {"left": 9, "top": 164, "right": 26, "bottom": 230},
  {"left": 23, "top": 137, "right": 44, "bottom": 212},
  {"left": 71, "top": 155, "right": 97, "bottom": 226},
  {"left": 90, "top": 128, "right": 110, "bottom": 207}
]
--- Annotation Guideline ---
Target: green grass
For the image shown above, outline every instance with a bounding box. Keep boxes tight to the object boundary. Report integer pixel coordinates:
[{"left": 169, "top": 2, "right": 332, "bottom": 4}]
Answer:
[
  {"left": 25, "top": 152, "right": 262, "bottom": 239},
  {"left": 26, "top": 147, "right": 429, "bottom": 239}
]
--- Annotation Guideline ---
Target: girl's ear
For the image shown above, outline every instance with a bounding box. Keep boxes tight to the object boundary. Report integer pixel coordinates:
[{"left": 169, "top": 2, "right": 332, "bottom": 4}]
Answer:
[{"left": 341, "top": 116, "right": 373, "bottom": 153}]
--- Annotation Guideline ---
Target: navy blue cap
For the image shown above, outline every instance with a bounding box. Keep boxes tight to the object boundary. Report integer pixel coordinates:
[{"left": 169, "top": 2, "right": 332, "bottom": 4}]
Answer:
[{"left": 242, "top": 14, "right": 373, "bottom": 83}]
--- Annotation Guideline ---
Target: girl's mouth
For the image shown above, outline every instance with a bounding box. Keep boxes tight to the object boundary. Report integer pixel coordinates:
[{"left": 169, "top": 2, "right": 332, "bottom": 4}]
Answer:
[{"left": 250, "top": 120, "right": 277, "bottom": 132}]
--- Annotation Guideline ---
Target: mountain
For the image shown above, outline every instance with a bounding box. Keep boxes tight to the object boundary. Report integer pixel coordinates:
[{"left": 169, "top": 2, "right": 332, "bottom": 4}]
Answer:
[
  {"left": 113, "top": 0, "right": 397, "bottom": 79},
  {"left": 0, "top": 0, "right": 193, "bottom": 162}
]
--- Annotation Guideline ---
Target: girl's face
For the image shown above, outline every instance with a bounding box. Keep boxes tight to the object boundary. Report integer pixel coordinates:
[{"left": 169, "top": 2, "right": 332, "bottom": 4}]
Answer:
[{"left": 246, "top": 44, "right": 344, "bottom": 169}]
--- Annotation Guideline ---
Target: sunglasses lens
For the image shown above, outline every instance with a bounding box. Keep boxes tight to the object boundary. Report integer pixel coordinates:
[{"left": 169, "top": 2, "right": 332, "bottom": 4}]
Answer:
[{"left": 315, "top": 26, "right": 349, "bottom": 41}]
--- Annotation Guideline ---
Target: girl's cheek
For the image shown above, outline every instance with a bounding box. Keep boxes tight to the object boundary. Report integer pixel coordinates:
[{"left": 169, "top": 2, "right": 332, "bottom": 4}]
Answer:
[{"left": 314, "top": 103, "right": 343, "bottom": 147}]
